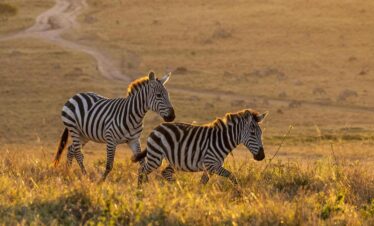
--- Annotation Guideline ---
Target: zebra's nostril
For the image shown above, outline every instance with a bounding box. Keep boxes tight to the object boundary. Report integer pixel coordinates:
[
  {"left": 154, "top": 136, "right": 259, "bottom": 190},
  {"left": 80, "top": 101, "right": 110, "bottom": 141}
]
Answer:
[
  {"left": 163, "top": 108, "right": 175, "bottom": 122},
  {"left": 254, "top": 147, "right": 265, "bottom": 161},
  {"left": 169, "top": 108, "right": 175, "bottom": 116}
]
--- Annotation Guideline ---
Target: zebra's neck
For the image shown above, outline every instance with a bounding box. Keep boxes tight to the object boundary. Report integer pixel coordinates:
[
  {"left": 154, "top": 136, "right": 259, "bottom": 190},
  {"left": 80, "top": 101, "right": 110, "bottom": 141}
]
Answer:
[
  {"left": 213, "top": 119, "right": 242, "bottom": 155},
  {"left": 124, "top": 86, "right": 150, "bottom": 125}
]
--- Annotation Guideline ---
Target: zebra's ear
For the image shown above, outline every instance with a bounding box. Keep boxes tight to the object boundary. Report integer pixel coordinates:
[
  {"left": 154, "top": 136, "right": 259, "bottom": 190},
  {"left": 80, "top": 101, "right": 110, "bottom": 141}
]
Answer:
[
  {"left": 160, "top": 72, "right": 171, "bottom": 85},
  {"left": 256, "top": 111, "right": 269, "bottom": 123},
  {"left": 148, "top": 71, "right": 156, "bottom": 80}
]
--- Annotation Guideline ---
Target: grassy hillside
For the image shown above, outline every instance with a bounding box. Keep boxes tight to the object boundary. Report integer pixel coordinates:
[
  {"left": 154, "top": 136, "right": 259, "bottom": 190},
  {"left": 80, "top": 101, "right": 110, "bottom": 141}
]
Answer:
[
  {"left": 0, "top": 0, "right": 54, "bottom": 34},
  {"left": 73, "top": 0, "right": 374, "bottom": 130}
]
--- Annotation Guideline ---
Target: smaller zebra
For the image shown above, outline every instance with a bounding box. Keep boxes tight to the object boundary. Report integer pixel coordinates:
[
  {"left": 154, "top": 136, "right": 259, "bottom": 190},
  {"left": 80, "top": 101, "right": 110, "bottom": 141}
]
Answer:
[{"left": 132, "top": 109, "right": 268, "bottom": 186}]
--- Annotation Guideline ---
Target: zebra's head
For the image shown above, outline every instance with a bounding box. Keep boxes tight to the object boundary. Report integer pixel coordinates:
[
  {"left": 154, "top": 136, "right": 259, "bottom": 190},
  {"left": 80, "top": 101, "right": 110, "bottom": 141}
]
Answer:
[
  {"left": 147, "top": 71, "right": 175, "bottom": 122},
  {"left": 240, "top": 110, "right": 268, "bottom": 161}
]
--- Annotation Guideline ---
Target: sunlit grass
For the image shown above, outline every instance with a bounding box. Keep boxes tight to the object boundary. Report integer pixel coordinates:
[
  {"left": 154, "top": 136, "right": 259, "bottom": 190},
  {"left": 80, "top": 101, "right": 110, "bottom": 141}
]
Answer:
[{"left": 0, "top": 145, "right": 373, "bottom": 225}]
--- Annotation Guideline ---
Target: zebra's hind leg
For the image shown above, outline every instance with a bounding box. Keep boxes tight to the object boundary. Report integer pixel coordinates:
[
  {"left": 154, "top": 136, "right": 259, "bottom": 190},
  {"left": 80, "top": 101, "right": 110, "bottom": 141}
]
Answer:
[
  {"left": 161, "top": 165, "right": 175, "bottom": 182},
  {"left": 65, "top": 129, "right": 87, "bottom": 175},
  {"left": 74, "top": 145, "right": 87, "bottom": 175},
  {"left": 66, "top": 144, "right": 74, "bottom": 167},
  {"left": 66, "top": 142, "right": 86, "bottom": 168},
  {"left": 70, "top": 135, "right": 87, "bottom": 175}
]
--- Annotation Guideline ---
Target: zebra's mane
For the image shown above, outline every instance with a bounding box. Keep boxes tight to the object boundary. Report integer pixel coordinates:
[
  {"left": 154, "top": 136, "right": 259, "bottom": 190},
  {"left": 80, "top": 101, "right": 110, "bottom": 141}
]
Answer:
[
  {"left": 127, "top": 76, "right": 150, "bottom": 96},
  {"left": 236, "top": 108, "right": 260, "bottom": 120},
  {"left": 207, "top": 109, "right": 260, "bottom": 127}
]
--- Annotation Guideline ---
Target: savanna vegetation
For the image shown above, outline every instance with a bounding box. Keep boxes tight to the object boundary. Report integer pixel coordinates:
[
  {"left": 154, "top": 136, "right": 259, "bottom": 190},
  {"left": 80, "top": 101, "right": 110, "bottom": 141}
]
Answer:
[{"left": 0, "top": 146, "right": 373, "bottom": 225}]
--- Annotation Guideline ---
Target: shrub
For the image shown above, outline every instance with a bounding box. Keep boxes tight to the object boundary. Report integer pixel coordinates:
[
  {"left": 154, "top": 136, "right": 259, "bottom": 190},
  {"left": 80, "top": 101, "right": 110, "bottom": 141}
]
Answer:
[{"left": 0, "top": 3, "right": 17, "bottom": 17}]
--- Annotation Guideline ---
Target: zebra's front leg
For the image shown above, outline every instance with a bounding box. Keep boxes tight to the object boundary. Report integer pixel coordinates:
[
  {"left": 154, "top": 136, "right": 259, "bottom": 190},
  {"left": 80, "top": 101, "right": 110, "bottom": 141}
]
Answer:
[
  {"left": 128, "top": 139, "right": 149, "bottom": 183},
  {"left": 128, "top": 139, "right": 145, "bottom": 166},
  {"left": 200, "top": 171, "right": 213, "bottom": 185},
  {"left": 161, "top": 165, "right": 175, "bottom": 182},
  {"left": 102, "top": 142, "right": 117, "bottom": 181},
  {"left": 137, "top": 166, "right": 148, "bottom": 186},
  {"left": 206, "top": 164, "right": 238, "bottom": 185}
]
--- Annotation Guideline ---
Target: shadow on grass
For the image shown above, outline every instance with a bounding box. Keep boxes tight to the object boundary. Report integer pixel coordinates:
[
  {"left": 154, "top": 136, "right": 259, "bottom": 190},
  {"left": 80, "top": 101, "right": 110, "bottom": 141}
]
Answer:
[
  {"left": 0, "top": 189, "right": 185, "bottom": 225},
  {"left": 0, "top": 190, "right": 96, "bottom": 224}
]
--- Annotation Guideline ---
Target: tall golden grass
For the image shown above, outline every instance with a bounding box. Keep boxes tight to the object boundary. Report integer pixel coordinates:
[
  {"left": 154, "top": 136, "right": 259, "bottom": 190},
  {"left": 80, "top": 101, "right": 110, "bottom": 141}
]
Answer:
[{"left": 0, "top": 145, "right": 373, "bottom": 225}]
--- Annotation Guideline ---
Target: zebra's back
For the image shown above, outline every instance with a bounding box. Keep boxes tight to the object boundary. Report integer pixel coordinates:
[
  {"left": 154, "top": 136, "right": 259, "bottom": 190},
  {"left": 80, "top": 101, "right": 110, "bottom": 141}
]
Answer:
[
  {"left": 61, "top": 92, "right": 114, "bottom": 142},
  {"left": 147, "top": 122, "right": 211, "bottom": 171}
]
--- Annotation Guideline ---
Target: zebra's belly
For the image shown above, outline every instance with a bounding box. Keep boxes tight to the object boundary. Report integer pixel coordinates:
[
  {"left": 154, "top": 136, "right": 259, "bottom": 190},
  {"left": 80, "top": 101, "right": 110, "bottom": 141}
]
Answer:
[
  {"left": 168, "top": 160, "right": 205, "bottom": 172},
  {"left": 80, "top": 132, "right": 132, "bottom": 144},
  {"left": 163, "top": 145, "right": 207, "bottom": 172},
  {"left": 80, "top": 133, "right": 106, "bottom": 143},
  {"left": 76, "top": 122, "right": 139, "bottom": 144},
  {"left": 172, "top": 165, "right": 202, "bottom": 172}
]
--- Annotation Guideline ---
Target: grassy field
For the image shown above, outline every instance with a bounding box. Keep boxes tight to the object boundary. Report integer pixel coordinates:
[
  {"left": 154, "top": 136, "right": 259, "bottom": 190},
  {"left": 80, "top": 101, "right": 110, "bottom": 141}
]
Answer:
[
  {"left": 0, "top": 147, "right": 373, "bottom": 225},
  {"left": 0, "top": 0, "right": 373, "bottom": 225}
]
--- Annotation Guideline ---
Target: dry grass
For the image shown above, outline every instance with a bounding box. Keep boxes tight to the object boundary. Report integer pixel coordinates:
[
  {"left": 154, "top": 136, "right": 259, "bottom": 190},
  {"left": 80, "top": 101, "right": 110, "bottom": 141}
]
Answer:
[
  {"left": 0, "top": 3, "right": 17, "bottom": 16},
  {"left": 0, "top": 145, "right": 373, "bottom": 225},
  {"left": 0, "top": 0, "right": 53, "bottom": 34}
]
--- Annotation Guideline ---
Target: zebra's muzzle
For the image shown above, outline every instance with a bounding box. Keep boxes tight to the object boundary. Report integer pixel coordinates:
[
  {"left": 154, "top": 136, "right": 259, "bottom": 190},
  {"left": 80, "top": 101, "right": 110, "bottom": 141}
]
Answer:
[
  {"left": 253, "top": 147, "right": 265, "bottom": 161},
  {"left": 163, "top": 108, "right": 175, "bottom": 122}
]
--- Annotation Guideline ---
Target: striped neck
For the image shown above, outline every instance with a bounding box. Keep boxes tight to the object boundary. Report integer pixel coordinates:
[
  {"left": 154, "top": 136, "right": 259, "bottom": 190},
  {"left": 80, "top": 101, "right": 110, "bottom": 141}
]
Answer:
[
  {"left": 126, "top": 85, "right": 150, "bottom": 123},
  {"left": 213, "top": 118, "right": 242, "bottom": 155}
]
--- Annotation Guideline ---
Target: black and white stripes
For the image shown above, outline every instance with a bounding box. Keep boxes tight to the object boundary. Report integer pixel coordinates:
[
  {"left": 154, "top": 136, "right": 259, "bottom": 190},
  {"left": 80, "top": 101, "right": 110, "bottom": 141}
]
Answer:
[
  {"left": 133, "top": 109, "right": 268, "bottom": 185},
  {"left": 54, "top": 72, "right": 175, "bottom": 180}
]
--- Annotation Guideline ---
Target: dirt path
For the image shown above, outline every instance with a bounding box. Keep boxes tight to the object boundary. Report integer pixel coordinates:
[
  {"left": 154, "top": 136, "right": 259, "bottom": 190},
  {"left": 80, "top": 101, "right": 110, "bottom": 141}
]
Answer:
[
  {"left": 0, "top": 0, "right": 130, "bottom": 82},
  {"left": 0, "top": 0, "right": 373, "bottom": 114}
]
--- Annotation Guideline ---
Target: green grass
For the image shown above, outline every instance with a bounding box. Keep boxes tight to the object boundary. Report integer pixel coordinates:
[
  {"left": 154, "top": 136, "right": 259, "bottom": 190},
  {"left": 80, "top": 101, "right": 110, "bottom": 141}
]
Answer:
[{"left": 0, "top": 147, "right": 373, "bottom": 225}]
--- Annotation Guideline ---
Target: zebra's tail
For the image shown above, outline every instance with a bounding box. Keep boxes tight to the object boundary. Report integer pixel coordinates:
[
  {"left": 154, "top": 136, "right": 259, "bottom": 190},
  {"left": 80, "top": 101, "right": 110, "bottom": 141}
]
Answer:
[
  {"left": 131, "top": 149, "right": 147, "bottom": 163},
  {"left": 53, "top": 128, "right": 69, "bottom": 167}
]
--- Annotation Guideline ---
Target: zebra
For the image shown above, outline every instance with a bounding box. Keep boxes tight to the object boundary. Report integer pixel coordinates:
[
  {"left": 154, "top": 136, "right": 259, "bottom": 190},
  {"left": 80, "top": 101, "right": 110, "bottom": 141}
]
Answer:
[
  {"left": 53, "top": 71, "right": 175, "bottom": 181},
  {"left": 132, "top": 109, "right": 268, "bottom": 186}
]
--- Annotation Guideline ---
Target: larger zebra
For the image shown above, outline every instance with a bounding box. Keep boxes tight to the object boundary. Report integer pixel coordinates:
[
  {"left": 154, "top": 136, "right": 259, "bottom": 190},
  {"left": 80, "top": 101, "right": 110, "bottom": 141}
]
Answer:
[
  {"left": 133, "top": 109, "right": 268, "bottom": 186},
  {"left": 54, "top": 71, "right": 175, "bottom": 180}
]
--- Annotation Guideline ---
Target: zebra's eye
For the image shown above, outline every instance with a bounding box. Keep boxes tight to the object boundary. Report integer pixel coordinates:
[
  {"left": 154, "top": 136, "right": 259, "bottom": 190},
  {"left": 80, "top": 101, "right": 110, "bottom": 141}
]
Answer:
[
  {"left": 250, "top": 131, "right": 256, "bottom": 136},
  {"left": 156, "top": 93, "right": 162, "bottom": 98}
]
